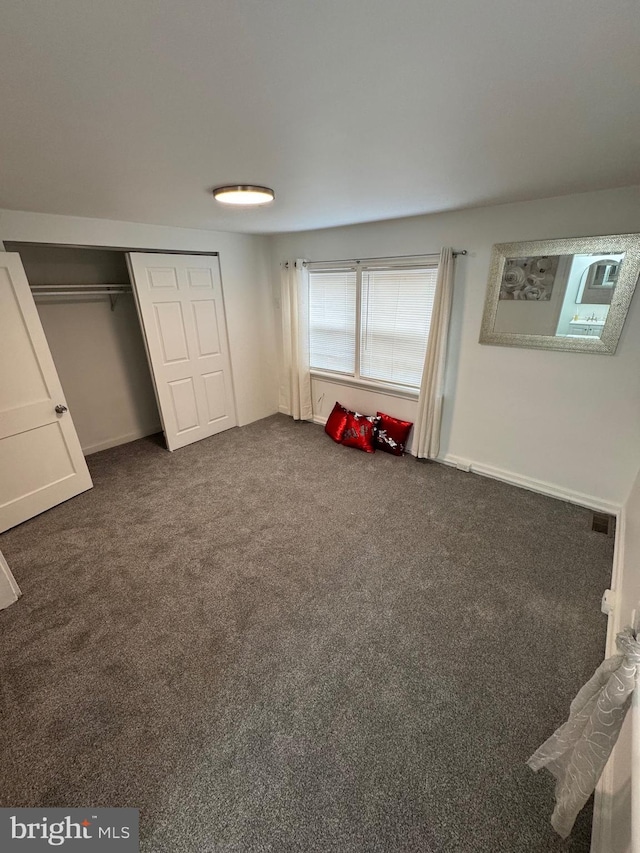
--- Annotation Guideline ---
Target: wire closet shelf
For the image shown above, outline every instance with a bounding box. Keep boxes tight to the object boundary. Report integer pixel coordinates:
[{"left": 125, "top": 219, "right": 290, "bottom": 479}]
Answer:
[{"left": 29, "top": 282, "right": 133, "bottom": 310}]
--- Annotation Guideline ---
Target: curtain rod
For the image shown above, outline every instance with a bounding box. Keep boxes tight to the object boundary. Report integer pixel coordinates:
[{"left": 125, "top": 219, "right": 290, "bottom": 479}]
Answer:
[{"left": 284, "top": 250, "right": 467, "bottom": 268}]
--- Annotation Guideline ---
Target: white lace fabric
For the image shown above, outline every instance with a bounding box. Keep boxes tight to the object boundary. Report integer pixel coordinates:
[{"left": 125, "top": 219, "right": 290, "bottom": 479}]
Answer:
[{"left": 528, "top": 627, "right": 640, "bottom": 837}]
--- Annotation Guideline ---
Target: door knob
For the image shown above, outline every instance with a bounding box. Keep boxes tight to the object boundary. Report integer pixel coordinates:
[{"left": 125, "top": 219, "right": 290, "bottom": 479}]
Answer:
[{"left": 55, "top": 404, "right": 68, "bottom": 414}]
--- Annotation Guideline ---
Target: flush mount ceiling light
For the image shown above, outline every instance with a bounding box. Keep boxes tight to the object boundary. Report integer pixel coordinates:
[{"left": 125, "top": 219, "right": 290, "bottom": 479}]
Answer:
[{"left": 212, "top": 185, "right": 275, "bottom": 206}]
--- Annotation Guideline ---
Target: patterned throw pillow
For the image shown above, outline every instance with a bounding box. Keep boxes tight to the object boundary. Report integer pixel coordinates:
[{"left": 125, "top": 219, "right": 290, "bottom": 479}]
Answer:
[
  {"left": 375, "top": 411, "right": 413, "bottom": 456},
  {"left": 340, "top": 412, "right": 380, "bottom": 453},
  {"left": 324, "top": 402, "right": 352, "bottom": 442}
]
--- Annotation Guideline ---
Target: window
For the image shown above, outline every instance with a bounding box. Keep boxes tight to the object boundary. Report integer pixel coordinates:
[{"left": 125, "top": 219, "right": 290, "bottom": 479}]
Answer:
[
  {"left": 308, "top": 268, "right": 357, "bottom": 375},
  {"left": 308, "top": 257, "right": 438, "bottom": 390}
]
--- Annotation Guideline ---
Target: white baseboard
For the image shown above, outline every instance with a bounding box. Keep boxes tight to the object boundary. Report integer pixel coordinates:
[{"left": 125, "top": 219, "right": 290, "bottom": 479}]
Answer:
[
  {"left": 439, "top": 454, "right": 472, "bottom": 471},
  {"left": 313, "top": 425, "right": 621, "bottom": 515},
  {"left": 440, "top": 455, "right": 622, "bottom": 516},
  {"left": 83, "top": 425, "right": 162, "bottom": 456},
  {"left": 308, "top": 427, "right": 620, "bottom": 514}
]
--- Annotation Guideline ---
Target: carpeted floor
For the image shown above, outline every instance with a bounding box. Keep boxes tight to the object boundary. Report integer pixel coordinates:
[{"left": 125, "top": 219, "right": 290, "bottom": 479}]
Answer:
[{"left": 0, "top": 414, "right": 613, "bottom": 852}]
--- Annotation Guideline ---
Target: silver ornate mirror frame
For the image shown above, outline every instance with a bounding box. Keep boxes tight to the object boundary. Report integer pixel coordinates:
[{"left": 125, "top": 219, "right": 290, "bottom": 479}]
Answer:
[{"left": 479, "top": 233, "right": 640, "bottom": 355}]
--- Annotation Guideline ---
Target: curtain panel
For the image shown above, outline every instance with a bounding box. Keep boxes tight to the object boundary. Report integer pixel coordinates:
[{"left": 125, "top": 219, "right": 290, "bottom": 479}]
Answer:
[
  {"left": 414, "top": 247, "right": 454, "bottom": 459},
  {"left": 528, "top": 626, "right": 640, "bottom": 837},
  {"left": 280, "top": 259, "right": 313, "bottom": 421}
]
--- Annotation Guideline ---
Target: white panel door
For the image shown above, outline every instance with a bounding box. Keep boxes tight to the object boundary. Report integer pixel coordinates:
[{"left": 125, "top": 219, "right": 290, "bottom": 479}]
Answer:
[
  {"left": 127, "top": 253, "right": 237, "bottom": 451},
  {"left": 0, "top": 253, "right": 93, "bottom": 533}
]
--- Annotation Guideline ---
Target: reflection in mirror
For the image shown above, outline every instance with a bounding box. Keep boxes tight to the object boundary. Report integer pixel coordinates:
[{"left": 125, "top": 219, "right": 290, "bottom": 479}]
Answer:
[
  {"left": 480, "top": 234, "right": 640, "bottom": 354},
  {"left": 494, "top": 252, "right": 624, "bottom": 340},
  {"left": 578, "top": 259, "right": 619, "bottom": 304}
]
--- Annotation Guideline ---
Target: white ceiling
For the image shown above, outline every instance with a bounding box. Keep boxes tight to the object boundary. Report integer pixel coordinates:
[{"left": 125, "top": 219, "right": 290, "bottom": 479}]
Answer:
[{"left": 0, "top": 0, "right": 638, "bottom": 234}]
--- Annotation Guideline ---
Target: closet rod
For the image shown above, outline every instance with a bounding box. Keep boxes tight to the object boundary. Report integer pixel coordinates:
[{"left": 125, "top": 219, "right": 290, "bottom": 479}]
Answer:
[
  {"left": 30, "top": 283, "right": 131, "bottom": 289},
  {"left": 30, "top": 283, "right": 132, "bottom": 310},
  {"left": 31, "top": 290, "right": 130, "bottom": 295}
]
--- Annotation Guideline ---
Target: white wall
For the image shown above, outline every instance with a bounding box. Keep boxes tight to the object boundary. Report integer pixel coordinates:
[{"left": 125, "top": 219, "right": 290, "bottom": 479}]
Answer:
[
  {"left": 38, "top": 298, "right": 161, "bottom": 454},
  {"left": 310, "top": 375, "right": 420, "bottom": 452},
  {"left": 272, "top": 185, "right": 640, "bottom": 510},
  {"left": 0, "top": 209, "right": 279, "bottom": 429}
]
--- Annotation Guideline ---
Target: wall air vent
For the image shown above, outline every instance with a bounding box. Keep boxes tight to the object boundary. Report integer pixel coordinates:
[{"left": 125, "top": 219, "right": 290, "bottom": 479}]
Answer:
[{"left": 591, "top": 512, "right": 616, "bottom": 537}]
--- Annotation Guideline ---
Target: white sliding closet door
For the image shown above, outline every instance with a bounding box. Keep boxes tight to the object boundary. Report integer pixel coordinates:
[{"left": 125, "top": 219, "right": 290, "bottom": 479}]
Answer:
[
  {"left": 127, "top": 253, "right": 237, "bottom": 451},
  {"left": 0, "top": 253, "right": 93, "bottom": 533}
]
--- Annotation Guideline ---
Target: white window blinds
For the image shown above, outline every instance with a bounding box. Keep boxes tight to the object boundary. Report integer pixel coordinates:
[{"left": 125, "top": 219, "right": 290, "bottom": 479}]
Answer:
[
  {"left": 359, "top": 266, "right": 438, "bottom": 387},
  {"left": 308, "top": 257, "right": 439, "bottom": 389},
  {"left": 309, "top": 269, "right": 357, "bottom": 374}
]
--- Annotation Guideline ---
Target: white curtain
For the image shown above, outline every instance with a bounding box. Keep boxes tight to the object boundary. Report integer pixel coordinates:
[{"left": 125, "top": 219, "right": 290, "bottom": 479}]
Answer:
[
  {"left": 414, "top": 247, "right": 454, "bottom": 459},
  {"left": 528, "top": 627, "right": 640, "bottom": 838},
  {"left": 280, "top": 259, "right": 313, "bottom": 421}
]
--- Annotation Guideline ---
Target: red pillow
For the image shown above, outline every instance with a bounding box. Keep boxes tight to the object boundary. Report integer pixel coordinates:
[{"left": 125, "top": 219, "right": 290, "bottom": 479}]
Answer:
[
  {"left": 324, "top": 402, "right": 351, "bottom": 442},
  {"left": 341, "top": 412, "right": 379, "bottom": 453},
  {"left": 375, "top": 411, "right": 413, "bottom": 456}
]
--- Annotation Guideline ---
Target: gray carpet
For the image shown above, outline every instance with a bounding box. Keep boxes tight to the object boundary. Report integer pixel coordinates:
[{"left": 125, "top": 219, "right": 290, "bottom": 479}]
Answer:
[{"left": 0, "top": 414, "right": 613, "bottom": 852}]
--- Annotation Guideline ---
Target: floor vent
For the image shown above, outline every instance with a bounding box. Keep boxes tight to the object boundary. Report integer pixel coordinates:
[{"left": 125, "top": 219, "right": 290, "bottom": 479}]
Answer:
[{"left": 592, "top": 512, "right": 616, "bottom": 537}]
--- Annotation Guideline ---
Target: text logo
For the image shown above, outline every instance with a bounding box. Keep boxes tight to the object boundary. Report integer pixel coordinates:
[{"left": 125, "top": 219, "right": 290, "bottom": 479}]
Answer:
[{"left": 0, "top": 809, "right": 139, "bottom": 851}]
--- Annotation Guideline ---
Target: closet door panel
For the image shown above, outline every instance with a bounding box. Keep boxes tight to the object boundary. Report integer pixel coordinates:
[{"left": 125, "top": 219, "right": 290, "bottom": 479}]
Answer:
[
  {"left": 1, "top": 423, "right": 75, "bottom": 504},
  {"left": 0, "top": 253, "right": 93, "bottom": 533},
  {"left": 192, "top": 300, "right": 221, "bottom": 357},
  {"left": 168, "top": 378, "right": 199, "bottom": 434},
  {"left": 154, "top": 302, "right": 190, "bottom": 363},
  {"left": 127, "top": 253, "right": 237, "bottom": 451},
  {"left": 203, "top": 371, "right": 227, "bottom": 422}
]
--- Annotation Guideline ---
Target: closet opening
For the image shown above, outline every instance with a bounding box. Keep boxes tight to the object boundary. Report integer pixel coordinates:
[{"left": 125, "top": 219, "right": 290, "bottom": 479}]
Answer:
[{"left": 5, "top": 242, "right": 162, "bottom": 456}]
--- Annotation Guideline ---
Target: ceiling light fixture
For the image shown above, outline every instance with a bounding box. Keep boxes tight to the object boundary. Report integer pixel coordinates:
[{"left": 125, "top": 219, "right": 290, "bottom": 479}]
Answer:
[{"left": 212, "top": 185, "right": 275, "bottom": 206}]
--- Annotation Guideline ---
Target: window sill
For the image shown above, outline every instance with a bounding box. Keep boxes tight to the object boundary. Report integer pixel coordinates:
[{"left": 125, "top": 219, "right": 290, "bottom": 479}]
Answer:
[{"left": 310, "top": 370, "right": 420, "bottom": 401}]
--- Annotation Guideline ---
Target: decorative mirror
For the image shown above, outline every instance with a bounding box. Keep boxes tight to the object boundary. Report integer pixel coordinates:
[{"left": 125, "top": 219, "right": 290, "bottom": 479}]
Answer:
[{"left": 479, "top": 233, "right": 640, "bottom": 354}]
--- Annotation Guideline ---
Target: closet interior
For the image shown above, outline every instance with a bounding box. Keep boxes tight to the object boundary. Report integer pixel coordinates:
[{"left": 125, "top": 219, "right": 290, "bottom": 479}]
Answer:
[{"left": 5, "top": 242, "right": 162, "bottom": 456}]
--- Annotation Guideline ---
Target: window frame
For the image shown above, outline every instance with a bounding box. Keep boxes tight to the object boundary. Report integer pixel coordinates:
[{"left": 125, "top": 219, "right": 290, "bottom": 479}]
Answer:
[{"left": 307, "top": 254, "right": 439, "bottom": 399}]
